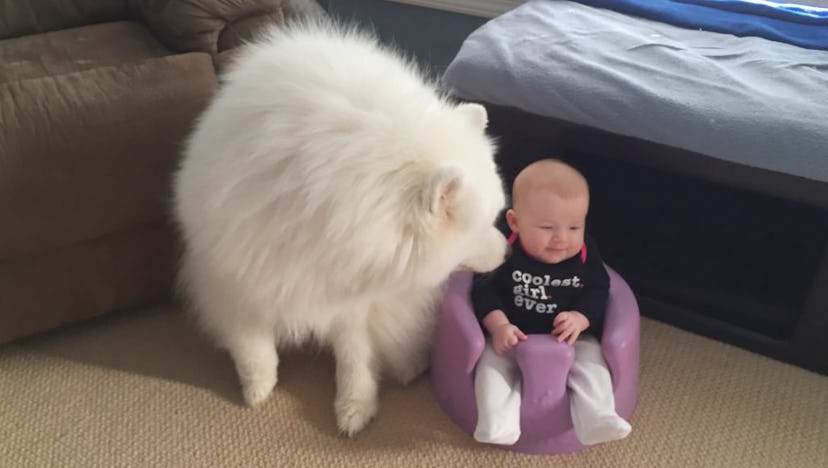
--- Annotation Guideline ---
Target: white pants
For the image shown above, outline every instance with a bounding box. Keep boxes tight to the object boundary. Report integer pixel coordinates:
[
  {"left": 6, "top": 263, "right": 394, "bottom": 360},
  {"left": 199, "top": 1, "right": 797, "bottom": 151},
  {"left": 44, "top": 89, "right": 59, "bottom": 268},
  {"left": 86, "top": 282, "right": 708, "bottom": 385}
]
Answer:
[{"left": 473, "top": 335, "right": 631, "bottom": 446}]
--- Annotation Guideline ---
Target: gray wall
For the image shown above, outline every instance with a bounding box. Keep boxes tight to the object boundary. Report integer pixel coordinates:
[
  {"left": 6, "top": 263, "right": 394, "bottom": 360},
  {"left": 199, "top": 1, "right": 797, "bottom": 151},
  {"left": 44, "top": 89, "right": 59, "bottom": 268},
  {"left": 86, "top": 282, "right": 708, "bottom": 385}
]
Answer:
[{"left": 321, "top": 0, "right": 487, "bottom": 75}]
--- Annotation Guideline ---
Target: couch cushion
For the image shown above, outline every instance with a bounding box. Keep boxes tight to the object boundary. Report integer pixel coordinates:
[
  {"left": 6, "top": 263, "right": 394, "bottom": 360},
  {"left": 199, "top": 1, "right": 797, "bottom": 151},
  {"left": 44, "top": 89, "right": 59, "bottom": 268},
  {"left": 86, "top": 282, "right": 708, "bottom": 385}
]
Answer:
[
  {"left": 0, "top": 221, "right": 176, "bottom": 344},
  {"left": 0, "top": 52, "right": 216, "bottom": 261},
  {"left": 0, "top": 21, "right": 169, "bottom": 83}
]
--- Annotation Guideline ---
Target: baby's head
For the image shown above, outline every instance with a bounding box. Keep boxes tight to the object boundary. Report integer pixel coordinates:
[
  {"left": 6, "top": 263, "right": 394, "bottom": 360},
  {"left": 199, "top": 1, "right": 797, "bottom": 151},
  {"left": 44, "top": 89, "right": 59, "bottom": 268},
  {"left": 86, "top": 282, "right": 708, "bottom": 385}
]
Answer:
[{"left": 506, "top": 159, "right": 590, "bottom": 264}]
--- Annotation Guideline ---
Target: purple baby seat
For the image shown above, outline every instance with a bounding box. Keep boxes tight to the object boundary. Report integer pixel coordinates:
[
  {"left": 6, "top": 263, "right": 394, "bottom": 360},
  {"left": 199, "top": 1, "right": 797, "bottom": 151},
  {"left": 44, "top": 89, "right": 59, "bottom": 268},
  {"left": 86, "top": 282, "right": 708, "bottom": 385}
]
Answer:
[{"left": 430, "top": 266, "right": 640, "bottom": 454}]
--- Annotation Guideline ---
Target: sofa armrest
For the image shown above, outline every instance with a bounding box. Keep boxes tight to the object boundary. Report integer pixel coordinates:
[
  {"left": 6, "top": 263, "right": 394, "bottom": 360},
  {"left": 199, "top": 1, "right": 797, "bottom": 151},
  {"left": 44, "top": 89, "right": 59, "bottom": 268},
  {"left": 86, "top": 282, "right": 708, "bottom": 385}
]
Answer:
[
  {"left": 429, "top": 271, "right": 485, "bottom": 433},
  {"left": 130, "top": 0, "right": 324, "bottom": 62},
  {"left": 0, "top": 0, "right": 130, "bottom": 39},
  {"left": 602, "top": 265, "right": 640, "bottom": 417},
  {"left": 434, "top": 271, "right": 485, "bottom": 375}
]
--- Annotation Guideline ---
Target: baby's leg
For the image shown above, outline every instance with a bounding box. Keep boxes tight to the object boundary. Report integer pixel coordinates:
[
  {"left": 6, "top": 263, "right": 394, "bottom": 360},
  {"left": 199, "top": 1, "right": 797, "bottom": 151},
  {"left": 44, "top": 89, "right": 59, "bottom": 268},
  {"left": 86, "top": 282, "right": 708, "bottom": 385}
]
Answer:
[
  {"left": 568, "top": 335, "right": 632, "bottom": 445},
  {"left": 473, "top": 341, "right": 522, "bottom": 445}
]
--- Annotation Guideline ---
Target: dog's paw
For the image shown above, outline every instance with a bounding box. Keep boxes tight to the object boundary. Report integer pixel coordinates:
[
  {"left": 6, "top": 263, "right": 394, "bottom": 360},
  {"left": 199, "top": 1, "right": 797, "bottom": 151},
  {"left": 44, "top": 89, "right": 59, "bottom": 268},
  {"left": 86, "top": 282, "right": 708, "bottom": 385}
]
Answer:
[
  {"left": 241, "top": 373, "right": 277, "bottom": 406},
  {"left": 335, "top": 397, "right": 378, "bottom": 436}
]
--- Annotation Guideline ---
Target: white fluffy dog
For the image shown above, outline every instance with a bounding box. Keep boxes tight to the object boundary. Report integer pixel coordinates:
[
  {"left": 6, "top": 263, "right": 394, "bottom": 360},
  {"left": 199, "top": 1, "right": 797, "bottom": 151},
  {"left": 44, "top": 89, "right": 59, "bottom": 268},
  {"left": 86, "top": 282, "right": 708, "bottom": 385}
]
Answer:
[{"left": 172, "top": 22, "right": 507, "bottom": 435}]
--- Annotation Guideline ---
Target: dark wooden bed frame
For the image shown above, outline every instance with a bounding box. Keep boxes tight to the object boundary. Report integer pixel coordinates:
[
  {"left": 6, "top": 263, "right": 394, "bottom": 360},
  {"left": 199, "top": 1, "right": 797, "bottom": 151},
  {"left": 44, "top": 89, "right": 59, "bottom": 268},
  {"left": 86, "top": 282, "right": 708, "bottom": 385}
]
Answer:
[{"left": 484, "top": 103, "right": 828, "bottom": 375}]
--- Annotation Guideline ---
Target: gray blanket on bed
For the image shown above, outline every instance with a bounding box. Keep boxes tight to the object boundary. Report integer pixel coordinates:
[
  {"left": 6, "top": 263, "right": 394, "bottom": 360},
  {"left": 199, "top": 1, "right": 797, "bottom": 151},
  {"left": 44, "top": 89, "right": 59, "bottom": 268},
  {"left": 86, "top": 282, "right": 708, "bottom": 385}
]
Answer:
[{"left": 442, "top": 0, "right": 828, "bottom": 183}]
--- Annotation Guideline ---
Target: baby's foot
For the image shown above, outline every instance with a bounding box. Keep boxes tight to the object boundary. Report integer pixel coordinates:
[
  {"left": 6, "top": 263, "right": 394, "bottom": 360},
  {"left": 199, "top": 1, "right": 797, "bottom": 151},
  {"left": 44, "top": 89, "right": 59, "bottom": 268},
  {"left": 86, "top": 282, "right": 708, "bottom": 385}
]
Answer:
[
  {"left": 576, "top": 415, "right": 632, "bottom": 446},
  {"left": 473, "top": 427, "right": 521, "bottom": 446}
]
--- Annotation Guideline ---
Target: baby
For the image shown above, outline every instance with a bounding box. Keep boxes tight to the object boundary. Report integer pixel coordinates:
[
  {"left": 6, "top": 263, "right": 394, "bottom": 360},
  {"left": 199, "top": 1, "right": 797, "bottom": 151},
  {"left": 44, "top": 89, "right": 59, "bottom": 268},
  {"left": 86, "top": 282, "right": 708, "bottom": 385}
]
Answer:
[{"left": 471, "top": 158, "right": 632, "bottom": 446}]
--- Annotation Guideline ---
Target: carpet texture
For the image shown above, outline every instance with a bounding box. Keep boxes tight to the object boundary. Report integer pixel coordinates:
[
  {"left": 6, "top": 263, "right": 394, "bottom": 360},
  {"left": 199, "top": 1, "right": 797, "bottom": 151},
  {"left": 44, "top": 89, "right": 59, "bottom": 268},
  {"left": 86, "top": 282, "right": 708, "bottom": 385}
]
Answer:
[{"left": 1, "top": 304, "right": 826, "bottom": 467}]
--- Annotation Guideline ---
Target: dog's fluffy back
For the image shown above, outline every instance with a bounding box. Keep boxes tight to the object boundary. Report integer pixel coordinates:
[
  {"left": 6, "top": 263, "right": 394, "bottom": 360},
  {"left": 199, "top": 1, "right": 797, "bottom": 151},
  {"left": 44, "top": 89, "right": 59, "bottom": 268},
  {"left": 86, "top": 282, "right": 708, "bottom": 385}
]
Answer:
[{"left": 176, "top": 22, "right": 503, "bottom": 310}]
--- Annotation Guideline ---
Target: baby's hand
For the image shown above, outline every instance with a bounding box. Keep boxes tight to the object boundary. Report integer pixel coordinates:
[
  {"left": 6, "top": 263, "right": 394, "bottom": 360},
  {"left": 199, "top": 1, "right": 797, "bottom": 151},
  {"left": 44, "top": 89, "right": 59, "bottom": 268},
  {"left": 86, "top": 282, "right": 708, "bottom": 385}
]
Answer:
[
  {"left": 552, "top": 311, "right": 589, "bottom": 345},
  {"left": 491, "top": 323, "right": 527, "bottom": 355}
]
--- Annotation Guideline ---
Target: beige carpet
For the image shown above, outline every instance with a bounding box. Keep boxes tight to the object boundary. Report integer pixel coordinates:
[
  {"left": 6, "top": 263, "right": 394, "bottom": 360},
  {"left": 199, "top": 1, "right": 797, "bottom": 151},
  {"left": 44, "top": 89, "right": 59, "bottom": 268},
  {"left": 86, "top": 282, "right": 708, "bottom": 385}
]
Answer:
[{"left": 1, "top": 304, "right": 826, "bottom": 468}]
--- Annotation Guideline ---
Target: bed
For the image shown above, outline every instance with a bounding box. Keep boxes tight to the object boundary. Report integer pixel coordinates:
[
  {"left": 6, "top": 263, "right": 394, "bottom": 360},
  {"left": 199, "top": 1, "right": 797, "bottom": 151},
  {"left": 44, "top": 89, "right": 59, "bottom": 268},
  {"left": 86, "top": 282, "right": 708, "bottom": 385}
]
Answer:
[{"left": 442, "top": 0, "right": 828, "bottom": 374}]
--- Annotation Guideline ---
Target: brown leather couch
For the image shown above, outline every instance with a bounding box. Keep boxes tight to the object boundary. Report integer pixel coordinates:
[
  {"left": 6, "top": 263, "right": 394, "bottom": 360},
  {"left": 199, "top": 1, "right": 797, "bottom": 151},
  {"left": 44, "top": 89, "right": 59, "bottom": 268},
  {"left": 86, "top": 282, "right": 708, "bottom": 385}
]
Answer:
[{"left": 0, "top": 0, "right": 325, "bottom": 344}]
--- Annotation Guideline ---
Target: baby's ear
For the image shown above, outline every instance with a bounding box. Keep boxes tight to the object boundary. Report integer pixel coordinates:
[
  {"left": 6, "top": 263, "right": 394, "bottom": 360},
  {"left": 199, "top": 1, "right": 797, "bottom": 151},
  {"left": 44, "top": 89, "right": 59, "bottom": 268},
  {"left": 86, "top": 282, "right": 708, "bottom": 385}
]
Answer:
[
  {"left": 506, "top": 208, "right": 519, "bottom": 233},
  {"left": 423, "top": 164, "right": 463, "bottom": 216},
  {"left": 456, "top": 102, "right": 488, "bottom": 129}
]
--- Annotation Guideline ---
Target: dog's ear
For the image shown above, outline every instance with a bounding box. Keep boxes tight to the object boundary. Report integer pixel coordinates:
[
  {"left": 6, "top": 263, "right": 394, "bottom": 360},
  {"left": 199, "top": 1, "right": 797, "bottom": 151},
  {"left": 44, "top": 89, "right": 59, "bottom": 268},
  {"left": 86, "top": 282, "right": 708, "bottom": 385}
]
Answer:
[
  {"left": 424, "top": 165, "right": 463, "bottom": 216},
  {"left": 456, "top": 102, "right": 488, "bottom": 129}
]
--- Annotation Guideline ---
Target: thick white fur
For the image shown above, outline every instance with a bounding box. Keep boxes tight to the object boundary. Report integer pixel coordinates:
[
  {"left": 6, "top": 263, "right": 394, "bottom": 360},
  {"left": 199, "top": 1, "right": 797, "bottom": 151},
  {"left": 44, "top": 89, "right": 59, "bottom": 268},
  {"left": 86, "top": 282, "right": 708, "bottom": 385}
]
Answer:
[{"left": 172, "top": 21, "right": 507, "bottom": 436}]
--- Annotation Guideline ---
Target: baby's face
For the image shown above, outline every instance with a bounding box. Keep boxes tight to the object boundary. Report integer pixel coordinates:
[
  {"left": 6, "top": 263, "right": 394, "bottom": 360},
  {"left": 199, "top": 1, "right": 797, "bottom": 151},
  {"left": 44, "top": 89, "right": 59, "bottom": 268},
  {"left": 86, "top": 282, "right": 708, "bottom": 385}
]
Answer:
[{"left": 508, "top": 189, "right": 588, "bottom": 264}]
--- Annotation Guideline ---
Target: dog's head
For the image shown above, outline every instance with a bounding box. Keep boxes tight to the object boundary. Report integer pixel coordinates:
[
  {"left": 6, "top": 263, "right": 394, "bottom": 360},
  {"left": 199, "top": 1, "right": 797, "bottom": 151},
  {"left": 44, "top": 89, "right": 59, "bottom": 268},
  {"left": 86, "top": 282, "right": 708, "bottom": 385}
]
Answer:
[
  {"left": 396, "top": 102, "right": 508, "bottom": 287},
  {"left": 308, "top": 102, "right": 508, "bottom": 298}
]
